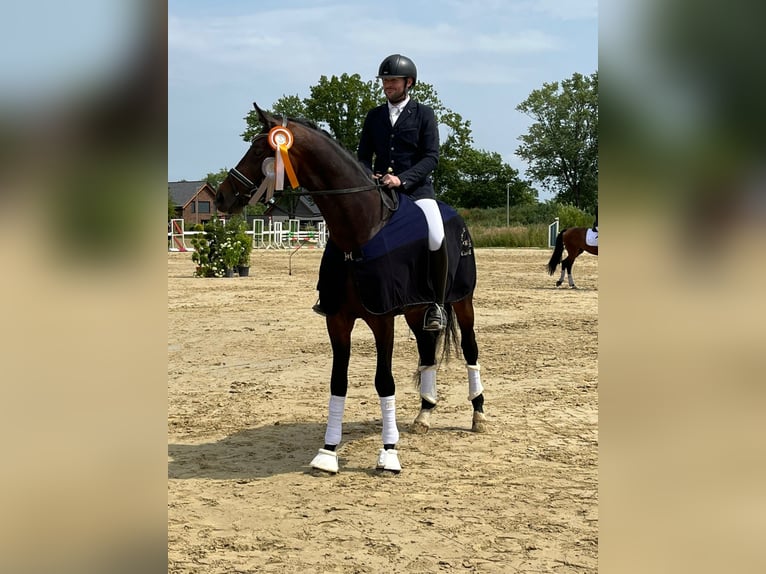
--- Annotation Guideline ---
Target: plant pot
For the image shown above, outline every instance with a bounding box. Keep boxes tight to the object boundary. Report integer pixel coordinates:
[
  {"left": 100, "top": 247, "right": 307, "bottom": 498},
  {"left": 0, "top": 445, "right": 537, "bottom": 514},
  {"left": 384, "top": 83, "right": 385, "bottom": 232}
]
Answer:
[
  {"left": 225, "top": 268, "right": 236, "bottom": 278},
  {"left": 237, "top": 265, "right": 250, "bottom": 277}
]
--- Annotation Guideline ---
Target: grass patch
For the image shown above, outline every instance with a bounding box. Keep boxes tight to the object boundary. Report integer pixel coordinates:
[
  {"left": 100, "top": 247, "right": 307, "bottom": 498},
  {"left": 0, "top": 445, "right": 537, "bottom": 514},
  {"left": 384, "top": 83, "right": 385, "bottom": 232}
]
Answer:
[{"left": 470, "top": 224, "right": 549, "bottom": 248}]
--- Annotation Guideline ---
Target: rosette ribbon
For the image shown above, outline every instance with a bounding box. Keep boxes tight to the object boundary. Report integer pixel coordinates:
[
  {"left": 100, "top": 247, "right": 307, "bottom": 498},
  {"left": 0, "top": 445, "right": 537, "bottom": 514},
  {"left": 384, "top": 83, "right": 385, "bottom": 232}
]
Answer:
[{"left": 267, "top": 125, "right": 299, "bottom": 191}]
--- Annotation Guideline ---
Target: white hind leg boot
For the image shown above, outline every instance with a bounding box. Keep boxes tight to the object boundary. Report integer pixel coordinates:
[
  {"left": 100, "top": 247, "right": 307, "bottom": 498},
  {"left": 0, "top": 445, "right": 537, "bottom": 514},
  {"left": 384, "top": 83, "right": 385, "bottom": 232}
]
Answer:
[
  {"left": 419, "top": 365, "right": 438, "bottom": 405},
  {"left": 467, "top": 364, "right": 484, "bottom": 400}
]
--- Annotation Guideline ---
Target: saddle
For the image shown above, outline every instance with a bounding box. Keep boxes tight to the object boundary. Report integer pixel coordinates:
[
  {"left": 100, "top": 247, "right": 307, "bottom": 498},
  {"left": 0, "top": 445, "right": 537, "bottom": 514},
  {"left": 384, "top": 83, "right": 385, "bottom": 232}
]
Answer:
[{"left": 317, "top": 193, "right": 476, "bottom": 315}]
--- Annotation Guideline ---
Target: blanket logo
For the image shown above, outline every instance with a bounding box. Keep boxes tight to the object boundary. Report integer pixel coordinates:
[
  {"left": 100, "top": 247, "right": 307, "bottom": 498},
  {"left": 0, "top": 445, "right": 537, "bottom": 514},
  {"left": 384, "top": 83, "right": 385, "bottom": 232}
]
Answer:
[{"left": 460, "top": 227, "right": 473, "bottom": 256}]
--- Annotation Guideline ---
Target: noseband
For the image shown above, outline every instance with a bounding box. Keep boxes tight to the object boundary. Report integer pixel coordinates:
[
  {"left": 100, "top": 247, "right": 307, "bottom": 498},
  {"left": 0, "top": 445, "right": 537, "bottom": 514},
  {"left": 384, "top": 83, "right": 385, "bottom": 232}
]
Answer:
[{"left": 228, "top": 166, "right": 259, "bottom": 201}]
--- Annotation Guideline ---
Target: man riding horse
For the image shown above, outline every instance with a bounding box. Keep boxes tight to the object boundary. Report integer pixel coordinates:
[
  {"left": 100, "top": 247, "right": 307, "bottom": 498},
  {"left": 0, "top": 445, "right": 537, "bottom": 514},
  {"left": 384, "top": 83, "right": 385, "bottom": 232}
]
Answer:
[{"left": 314, "top": 54, "right": 448, "bottom": 332}]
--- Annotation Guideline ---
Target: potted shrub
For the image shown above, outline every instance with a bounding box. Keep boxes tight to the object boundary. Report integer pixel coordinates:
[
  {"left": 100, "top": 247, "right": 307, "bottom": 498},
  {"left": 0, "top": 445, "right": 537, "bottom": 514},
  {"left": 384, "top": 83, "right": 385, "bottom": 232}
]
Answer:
[
  {"left": 219, "top": 239, "right": 240, "bottom": 277},
  {"left": 189, "top": 218, "right": 228, "bottom": 277},
  {"left": 235, "top": 230, "right": 251, "bottom": 276},
  {"left": 225, "top": 215, "right": 252, "bottom": 277}
]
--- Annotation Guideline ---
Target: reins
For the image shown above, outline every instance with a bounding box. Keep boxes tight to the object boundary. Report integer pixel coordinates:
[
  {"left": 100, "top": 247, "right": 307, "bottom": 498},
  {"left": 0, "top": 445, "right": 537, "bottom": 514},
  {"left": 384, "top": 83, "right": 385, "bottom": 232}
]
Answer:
[
  {"left": 228, "top": 167, "right": 383, "bottom": 200},
  {"left": 286, "top": 184, "right": 383, "bottom": 196}
]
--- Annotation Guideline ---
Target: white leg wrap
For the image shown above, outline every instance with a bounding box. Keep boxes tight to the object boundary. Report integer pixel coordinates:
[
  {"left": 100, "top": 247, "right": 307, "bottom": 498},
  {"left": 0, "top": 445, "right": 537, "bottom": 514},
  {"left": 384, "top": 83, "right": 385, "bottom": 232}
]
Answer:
[
  {"left": 419, "top": 365, "right": 438, "bottom": 405},
  {"left": 467, "top": 364, "right": 484, "bottom": 400},
  {"left": 380, "top": 395, "right": 400, "bottom": 445},
  {"left": 324, "top": 395, "right": 346, "bottom": 446}
]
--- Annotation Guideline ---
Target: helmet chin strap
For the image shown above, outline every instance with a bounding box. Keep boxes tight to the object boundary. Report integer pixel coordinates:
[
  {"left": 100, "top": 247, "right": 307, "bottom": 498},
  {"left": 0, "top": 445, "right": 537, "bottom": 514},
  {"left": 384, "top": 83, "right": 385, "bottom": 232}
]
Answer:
[{"left": 387, "top": 80, "right": 411, "bottom": 105}]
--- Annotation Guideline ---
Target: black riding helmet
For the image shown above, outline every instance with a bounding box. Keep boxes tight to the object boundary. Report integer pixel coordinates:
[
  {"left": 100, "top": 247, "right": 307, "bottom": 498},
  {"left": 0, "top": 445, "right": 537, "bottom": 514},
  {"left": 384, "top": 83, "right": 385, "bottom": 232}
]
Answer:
[{"left": 377, "top": 54, "right": 417, "bottom": 86}]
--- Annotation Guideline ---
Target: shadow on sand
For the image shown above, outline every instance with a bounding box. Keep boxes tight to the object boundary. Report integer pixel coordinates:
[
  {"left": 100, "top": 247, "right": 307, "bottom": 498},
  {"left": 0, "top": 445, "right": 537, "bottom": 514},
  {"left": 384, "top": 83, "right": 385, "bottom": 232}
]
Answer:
[{"left": 168, "top": 419, "right": 382, "bottom": 480}]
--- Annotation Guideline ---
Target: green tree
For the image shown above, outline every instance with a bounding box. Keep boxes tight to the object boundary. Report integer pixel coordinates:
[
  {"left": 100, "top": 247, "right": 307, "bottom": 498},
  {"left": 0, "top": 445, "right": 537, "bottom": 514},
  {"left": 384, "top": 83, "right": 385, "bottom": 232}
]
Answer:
[
  {"left": 242, "top": 94, "right": 307, "bottom": 142},
  {"left": 516, "top": 71, "right": 598, "bottom": 212},
  {"left": 436, "top": 148, "right": 536, "bottom": 209},
  {"left": 305, "top": 73, "right": 381, "bottom": 151},
  {"left": 205, "top": 168, "right": 229, "bottom": 189}
]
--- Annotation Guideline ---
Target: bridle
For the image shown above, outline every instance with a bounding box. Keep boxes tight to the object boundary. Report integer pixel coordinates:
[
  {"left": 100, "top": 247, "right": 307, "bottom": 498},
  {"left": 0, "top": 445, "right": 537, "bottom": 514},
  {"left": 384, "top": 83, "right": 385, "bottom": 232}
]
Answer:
[{"left": 226, "top": 133, "right": 388, "bottom": 203}]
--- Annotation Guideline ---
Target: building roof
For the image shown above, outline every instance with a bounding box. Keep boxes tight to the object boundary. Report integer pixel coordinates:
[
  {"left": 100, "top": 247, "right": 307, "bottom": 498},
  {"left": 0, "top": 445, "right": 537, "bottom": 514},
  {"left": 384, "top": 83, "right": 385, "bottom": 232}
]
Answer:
[{"left": 168, "top": 180, "right": 214, "bottom": 207}]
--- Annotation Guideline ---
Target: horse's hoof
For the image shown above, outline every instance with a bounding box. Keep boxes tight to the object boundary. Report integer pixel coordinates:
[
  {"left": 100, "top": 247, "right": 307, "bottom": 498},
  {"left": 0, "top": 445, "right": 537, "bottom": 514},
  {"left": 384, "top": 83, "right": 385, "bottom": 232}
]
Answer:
[
  {"left": 375, "top": 448, "right": 401, "bottom": 474},
  {"left": 309, "top": 448, "right": 338, "bottom": 474},
  {"left": 471, "top": 411, "right": 488, "bottom": 433},
  {"left": 570, "top": 285, "right": 578, "bottom": 290},
  {"left": 555, "top": 281, "right": 562, "bottom": 287},
  {"left": 411, "top": 410, "right": 432, "bottom": 434}
]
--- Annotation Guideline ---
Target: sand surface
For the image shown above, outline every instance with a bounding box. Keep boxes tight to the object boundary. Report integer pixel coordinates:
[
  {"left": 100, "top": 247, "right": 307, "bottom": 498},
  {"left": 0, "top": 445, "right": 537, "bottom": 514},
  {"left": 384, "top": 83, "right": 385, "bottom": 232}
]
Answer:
[{"left": 168, "top": 247, "right": 598, "bottom": 573}]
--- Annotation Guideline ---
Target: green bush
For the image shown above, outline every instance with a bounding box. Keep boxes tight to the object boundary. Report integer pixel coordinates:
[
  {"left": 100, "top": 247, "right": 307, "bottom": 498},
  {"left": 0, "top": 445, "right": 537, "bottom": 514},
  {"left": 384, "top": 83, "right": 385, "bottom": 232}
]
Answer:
[
  {"left": 553, "top": 203, "right": 594, "bottom": 229},
  {"left": 190, "top": 216, "right": 250, "bottom": 277}
]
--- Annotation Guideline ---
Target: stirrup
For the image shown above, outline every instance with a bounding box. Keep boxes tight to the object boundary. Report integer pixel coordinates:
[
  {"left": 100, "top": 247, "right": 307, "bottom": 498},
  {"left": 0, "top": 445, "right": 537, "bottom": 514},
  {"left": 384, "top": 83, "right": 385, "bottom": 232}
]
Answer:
[
  {"left": 423, "top": 304, "right": 446, "bottom": 332},
  {"left": 312, "top": 299, "right": 327, "bottom": 317}
]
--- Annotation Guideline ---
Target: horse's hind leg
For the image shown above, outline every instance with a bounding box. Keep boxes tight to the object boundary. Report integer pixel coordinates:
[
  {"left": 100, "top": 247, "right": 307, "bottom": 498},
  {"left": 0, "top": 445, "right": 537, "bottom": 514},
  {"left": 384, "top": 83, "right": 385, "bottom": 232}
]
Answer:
[
  {"left": 565, "top": 258, "right": 576, "bottom": 288},
  {"left": 406, "top": 311, "right": 440, "bottom": 434},
  {"left": 453, "top": 297, "right": 487, "bottom": 433},
  {"left": 567, "top": 250, "right": 584, "bottom": 288}
]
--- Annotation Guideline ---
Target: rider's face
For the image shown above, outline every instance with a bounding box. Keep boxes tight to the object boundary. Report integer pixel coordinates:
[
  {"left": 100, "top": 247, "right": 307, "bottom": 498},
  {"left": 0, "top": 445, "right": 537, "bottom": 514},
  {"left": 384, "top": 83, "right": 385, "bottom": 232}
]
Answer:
[{"left": 381, "top": 77, "right": 410, "bottom": 104}]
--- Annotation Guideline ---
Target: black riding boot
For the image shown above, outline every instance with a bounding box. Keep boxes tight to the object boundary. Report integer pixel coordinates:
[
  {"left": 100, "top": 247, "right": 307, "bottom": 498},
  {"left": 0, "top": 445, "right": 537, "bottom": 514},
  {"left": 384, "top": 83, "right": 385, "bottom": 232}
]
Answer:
[{"left": 423, "top": 240, "right": 448, "bottom": 332}]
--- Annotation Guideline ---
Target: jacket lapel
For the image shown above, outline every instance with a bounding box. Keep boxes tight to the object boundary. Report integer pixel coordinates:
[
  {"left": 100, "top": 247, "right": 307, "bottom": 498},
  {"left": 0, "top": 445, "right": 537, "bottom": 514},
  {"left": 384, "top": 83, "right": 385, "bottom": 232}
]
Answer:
[{"left": 393, "top": 100, "right": 415, "bottom": 130}]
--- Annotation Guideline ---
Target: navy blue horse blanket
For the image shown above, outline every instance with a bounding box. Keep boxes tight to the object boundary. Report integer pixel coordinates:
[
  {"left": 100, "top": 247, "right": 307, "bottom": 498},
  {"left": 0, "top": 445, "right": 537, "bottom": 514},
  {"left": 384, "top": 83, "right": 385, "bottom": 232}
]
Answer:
[{"left": 317, "top": 193, "right": 476, "bottom": 316}]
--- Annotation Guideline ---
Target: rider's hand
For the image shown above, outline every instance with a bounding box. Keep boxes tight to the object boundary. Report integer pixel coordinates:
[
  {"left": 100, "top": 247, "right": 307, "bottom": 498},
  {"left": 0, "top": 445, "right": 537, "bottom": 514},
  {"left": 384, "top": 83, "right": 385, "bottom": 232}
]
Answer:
[{"left": 381, "top": 173, "right": 401, "bottom": 188}]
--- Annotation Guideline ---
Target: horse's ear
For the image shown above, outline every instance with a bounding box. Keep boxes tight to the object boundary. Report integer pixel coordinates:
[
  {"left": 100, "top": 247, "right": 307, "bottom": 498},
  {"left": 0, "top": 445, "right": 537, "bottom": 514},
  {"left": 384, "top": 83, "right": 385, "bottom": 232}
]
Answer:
[{"left": 253, "top": 102, "right": 275, "bottom": 128}]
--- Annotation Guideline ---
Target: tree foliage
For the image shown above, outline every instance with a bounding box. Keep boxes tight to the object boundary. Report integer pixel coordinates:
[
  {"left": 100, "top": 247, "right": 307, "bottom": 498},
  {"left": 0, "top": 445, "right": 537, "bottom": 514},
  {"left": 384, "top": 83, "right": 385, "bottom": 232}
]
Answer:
[
  {"left": 516, "top": 72, "right": 598, "bottom": 212},
  {"left": 205, "top": 168, "right": 230, "bottom": 190},
  {"left": 436, "top": 147, "right": 536, "bottom": 208}
]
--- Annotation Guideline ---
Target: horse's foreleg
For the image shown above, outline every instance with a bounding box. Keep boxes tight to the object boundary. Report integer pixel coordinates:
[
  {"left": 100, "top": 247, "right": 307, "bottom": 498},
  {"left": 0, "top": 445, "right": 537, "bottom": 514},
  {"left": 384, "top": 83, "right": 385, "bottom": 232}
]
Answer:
[
  {"left": 310, "top": 317, "right": 353, "bottom": 474},
  {"left": 369, "top": 316, "right": 401, "bottom": 473}
]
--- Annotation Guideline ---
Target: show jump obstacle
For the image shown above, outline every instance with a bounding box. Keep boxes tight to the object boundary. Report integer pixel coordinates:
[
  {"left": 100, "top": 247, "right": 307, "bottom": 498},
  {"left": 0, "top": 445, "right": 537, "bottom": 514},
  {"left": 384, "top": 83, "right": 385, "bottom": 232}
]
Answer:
[{"left": 168, "top": 218, "right": 328, "bottom": 252}]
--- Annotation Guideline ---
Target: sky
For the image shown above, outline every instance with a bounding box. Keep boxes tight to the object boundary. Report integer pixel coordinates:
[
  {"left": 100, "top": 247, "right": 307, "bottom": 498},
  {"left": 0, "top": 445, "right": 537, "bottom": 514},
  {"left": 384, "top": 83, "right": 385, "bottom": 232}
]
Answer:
[{"left": 168, "top": 0, "right": 597, "bottom": 200}]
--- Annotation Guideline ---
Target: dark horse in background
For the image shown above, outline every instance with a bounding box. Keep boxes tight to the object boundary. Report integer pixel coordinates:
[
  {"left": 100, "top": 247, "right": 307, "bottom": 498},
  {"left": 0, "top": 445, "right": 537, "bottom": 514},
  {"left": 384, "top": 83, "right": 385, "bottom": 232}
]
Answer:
[
  {"left": 547, "top": 227, "right": 598, "bottom": 288},
  {"left": 215, "top": 104, "right": 486, "bottom": 474}
]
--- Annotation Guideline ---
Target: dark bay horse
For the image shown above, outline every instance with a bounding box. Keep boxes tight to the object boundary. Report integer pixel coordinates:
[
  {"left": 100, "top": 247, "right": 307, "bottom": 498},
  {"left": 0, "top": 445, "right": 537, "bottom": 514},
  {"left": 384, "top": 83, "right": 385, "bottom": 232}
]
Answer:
[
  {"left": 547, "top": 227, "right": 598, "bottom": 288},
  {"left": 215, "top": 103, "right": 486, "bottom": 474}
]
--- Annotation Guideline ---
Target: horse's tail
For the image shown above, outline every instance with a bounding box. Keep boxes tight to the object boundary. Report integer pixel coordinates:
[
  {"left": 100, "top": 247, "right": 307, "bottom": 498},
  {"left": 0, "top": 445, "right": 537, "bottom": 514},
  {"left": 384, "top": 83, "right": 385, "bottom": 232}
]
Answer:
[
  {"left": 439, "top": 303, "right": 460, "bottom": 363},
  {"left": 547, "top": 229, "right": 566, "bottom": 275}
]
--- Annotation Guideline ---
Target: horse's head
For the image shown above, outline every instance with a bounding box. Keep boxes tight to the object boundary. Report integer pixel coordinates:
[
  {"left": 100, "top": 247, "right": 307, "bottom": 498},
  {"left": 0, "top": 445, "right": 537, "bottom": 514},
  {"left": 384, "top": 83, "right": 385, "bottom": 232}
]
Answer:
[
  {"left": 215, "top": 103, "right": 285, "bottom": 214},
  {"left": 216, "top": 103, "right": 372, "bottom": 215}
]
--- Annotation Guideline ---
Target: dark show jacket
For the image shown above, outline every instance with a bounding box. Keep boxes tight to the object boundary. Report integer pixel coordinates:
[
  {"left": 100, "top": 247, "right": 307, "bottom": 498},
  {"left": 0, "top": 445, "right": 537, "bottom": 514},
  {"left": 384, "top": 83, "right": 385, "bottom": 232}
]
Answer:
[{"left": 357, "top": 100, "right": 439, "bottom": 201}]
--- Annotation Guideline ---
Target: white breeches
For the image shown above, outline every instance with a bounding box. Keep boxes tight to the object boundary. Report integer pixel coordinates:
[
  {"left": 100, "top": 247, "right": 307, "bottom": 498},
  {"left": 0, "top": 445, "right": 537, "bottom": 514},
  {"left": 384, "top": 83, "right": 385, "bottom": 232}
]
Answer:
[{"left": 414, "top": 198, "right": 445, "bottom": 251}]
